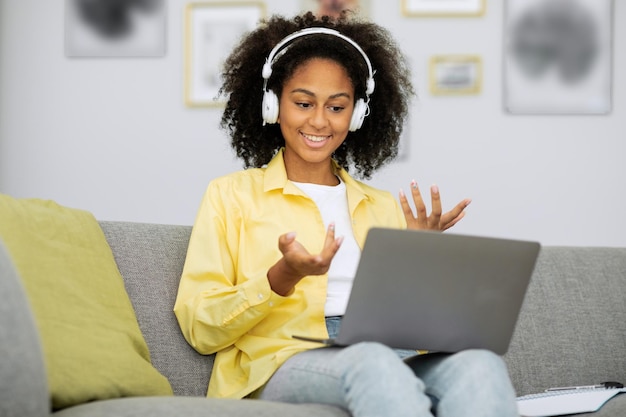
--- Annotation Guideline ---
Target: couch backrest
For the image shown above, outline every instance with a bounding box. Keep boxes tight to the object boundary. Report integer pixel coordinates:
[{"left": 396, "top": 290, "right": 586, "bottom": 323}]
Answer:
[
  {"left": 99, "top": 221, "right": 212, "bottom": 397},
  {"left": 504, "top": 246, "right": 626, "bottom": 395},
  {"left": 100, "top": 220, "right": 626, "bottom": 398}
]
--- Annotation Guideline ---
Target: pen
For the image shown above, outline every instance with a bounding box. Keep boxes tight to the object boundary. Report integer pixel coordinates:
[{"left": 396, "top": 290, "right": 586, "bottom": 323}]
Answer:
[
  {"left": 545, "top": 381, "right": 624, "bottom": 392},
  {"left": 546, "top": 384, "right": 605, "bottom": 392}
]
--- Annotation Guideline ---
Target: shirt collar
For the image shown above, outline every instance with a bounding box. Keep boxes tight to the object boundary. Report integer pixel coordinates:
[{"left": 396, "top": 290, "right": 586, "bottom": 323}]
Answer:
[
  {"left": 263, "top": 148, "right": 292, "bottom": 193},
  {"left": 263, "top": 148, "right": 371, "bottom": 205}
]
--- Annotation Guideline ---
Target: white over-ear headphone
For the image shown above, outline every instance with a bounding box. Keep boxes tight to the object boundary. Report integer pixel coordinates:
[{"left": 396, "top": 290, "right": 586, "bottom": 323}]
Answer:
[{"left": 261, "top": 27, "right": 375, "bottom": 132}]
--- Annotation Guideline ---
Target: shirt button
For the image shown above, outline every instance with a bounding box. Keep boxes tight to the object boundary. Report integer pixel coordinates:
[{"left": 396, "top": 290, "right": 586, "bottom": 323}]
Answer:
[
  {"left": 258, "top": 293, "right": 264, "bottom": 300},
  {"left": 269, "top": 302, "right": 274, "bottom": 307}
]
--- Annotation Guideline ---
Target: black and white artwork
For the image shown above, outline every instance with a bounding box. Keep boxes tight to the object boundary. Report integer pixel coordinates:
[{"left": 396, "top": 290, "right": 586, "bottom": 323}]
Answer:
[
  {"left": 184, "top": 2, "right": 264, "bottom": 107},
  {"left": 65, "top": 0, "right": 166, "bottom": 57},
  {"left": 504, "top": 0, "right": 613, "bottom": 114}
]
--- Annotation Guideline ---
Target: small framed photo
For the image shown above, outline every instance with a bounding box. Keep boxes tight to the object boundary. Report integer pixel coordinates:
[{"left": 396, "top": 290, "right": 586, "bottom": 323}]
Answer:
[
  {"left": 402, "top": 0, "right": 485, "bottom": 17},
  {"left": 65, "top": 0, "right": 166, "bottom": 57},
  {"left": 503, "top": 0, "right": 613, "bottom": 114},
  {"left": 300, "top": 0, "right": 370, "bottom": 19},
  {"left": 429, "top": 55, "right": 482, "bottom": 95},
  {"left": 184, "top": 2, "right": 266, "bottom": 107}
]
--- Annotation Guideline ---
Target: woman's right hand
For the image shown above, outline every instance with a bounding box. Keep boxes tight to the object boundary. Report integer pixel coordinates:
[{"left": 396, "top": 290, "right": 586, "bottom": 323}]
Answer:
[{"left": 267, "top": 224, "right": 343, "bottom": 296}]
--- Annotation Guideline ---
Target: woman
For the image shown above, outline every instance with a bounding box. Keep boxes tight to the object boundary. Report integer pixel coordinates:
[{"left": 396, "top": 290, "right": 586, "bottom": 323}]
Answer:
[{"left": 174, "top": 12, "right": 518, "bottom": 417}]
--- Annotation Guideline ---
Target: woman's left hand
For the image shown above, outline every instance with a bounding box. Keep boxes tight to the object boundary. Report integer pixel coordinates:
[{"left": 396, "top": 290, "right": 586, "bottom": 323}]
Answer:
[{"left": 399, "top": 180, "right": 471, "bottom": 231}]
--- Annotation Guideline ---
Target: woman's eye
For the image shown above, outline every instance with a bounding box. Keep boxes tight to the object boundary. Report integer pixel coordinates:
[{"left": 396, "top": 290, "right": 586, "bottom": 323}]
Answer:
[
  {"left": 329, "top": 106, "right": 345, "bottom": 113},
  {"left": 297, "top": 102, "right": 312, "bottom": 108}
]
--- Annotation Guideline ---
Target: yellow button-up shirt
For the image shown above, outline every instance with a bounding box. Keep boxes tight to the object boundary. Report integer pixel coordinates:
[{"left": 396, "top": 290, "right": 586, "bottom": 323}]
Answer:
[{"left": 174, "top": 149, "right": 407, "bottom": 399}]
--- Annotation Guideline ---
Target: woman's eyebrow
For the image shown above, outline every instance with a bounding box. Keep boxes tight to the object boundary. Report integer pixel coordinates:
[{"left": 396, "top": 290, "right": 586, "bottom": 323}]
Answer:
[
  {"left": 290, "top": 88, "right": 351, "bottom": 100},
  {"left": 290, "top": 88, "right": 315, "bottom": 96}
]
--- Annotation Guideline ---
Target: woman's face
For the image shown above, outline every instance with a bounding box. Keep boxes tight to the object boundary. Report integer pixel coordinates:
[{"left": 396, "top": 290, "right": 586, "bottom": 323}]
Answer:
[{"left": 278, "top": 57, "right": 354, "bottom": 182}]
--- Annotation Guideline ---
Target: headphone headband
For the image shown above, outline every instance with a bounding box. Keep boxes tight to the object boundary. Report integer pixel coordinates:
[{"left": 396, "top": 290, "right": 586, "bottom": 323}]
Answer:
[{"left": 262, "top": 27, "right": 375, "bottom": 96}]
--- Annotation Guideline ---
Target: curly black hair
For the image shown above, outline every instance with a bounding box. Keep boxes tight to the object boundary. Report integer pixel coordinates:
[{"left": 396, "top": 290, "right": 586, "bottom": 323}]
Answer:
[{"left": 218, "top": 12, "right": 415, "bottom": 179}]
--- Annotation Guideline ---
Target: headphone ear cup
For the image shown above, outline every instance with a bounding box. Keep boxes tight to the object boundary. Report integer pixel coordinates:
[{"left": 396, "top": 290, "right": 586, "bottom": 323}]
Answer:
[
  {"left": 349, "top": 99, "right": 368, "bottom": 132},
  {"left": 262, "top": 90, "right": 279, "bottom": 124}
]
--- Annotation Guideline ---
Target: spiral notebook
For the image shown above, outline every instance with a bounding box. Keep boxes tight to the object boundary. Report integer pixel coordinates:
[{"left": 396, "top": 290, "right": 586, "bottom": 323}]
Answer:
[{"left": 517, "top": 387, "right": 626, "bottom": 416}]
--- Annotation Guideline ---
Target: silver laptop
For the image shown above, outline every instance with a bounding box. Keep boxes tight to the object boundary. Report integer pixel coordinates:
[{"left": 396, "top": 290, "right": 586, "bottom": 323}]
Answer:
[{"left": 294, "top": 227, "right": 540, "bottom": 354}]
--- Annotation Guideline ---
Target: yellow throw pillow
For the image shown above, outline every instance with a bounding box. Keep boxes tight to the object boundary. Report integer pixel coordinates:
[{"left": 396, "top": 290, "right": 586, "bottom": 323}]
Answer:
[{"left": 0, "top": 194, "right": 172, "bottom": 410}]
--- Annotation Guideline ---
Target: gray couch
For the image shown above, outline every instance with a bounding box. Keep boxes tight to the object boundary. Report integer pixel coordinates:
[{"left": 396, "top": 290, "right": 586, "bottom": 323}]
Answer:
[{"left": 2, "top": 220, "right": 626, "bottom": 416}]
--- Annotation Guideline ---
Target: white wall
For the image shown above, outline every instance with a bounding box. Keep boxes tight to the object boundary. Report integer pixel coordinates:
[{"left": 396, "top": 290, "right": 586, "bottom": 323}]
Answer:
[{"left": 1, "top": 0, "right": 625, "bottom": 246}]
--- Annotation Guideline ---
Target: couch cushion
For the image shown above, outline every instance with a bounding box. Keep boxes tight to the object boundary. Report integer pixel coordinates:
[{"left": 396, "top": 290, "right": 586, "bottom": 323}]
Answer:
[
  {"left": 0, "top": 195, "right": 173, "bottom": 410},
  {"left": 99, "top": 221, "right": 213, "bottom": 397},
  {"left": 0, "top": 240, "right": 49, "bottom": 417},
  {"left": 52, "top": 396, "right": 350, "bottom": 417}
]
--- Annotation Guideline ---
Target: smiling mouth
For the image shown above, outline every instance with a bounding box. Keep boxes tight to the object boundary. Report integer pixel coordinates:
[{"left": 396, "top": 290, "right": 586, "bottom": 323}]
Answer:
[{"left": 301, "top": 132, "right": 331, "bottom": 142}]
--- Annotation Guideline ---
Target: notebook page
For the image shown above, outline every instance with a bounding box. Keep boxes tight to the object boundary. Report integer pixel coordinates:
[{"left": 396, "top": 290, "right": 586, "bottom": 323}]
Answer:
[{"left": 517, "top": 388, "right": 625, "bottom": 417}]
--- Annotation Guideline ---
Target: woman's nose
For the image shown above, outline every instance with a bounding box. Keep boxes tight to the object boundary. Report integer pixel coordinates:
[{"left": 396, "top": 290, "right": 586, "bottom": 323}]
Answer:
[{"left": 309, "top": 106, "right": 329, "bottom": 129}]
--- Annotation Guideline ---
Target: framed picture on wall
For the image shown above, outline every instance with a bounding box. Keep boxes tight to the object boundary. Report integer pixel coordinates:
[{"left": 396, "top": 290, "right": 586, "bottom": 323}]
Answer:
[
  {"left": 184, "top": 2, "right": 266, "bottom": 107},
  {"left": 65, "top": 0, "right": 166, "bottom": 57},
  {"left": 503, "top": 0, "right": 613, "bottom": 114},
  {"left": 402, "top": 0, "right": 485, "bottom": 17},
  {"left": 300, "top": 0, "right": 370, "bottom": 19},
  {"left": 429, "top": 55, "right": 482, "bottom": 95}
]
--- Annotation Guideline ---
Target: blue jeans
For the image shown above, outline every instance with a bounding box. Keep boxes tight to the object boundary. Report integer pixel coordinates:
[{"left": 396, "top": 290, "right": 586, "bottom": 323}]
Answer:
[{"left": 258, "top": 317, "right": 518, "bottom": 417}]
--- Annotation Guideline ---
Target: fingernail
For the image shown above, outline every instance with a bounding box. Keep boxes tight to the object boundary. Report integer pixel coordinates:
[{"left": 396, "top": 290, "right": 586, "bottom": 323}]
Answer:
[
  {"left": 286, "top": 232, "right": 296, "bottom": 240},
  {"left": 411, "top": 180, "right": 417, "bottom": 189},
  {"left": 329, "top": 223, "right": 335, "bottom": 231},
  {"left": 431, "top": 184, "right": 439, "bottom": 194},
  {"left": 399, "top": 189, "right": 405, "bottom": 198}
]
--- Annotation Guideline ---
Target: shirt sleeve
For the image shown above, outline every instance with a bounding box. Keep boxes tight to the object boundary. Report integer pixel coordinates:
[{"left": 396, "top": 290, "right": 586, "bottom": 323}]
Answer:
[{"left": 173, "top": 180, "right": 287, "bottom": 355}]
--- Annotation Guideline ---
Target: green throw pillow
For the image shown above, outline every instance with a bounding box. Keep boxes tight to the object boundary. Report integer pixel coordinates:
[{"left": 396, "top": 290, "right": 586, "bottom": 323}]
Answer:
[{"left": 0, "top": 194, "right": 172, "bottom": 410}]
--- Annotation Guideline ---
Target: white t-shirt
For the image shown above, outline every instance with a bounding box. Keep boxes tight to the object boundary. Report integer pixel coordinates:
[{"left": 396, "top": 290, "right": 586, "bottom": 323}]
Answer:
[{"left": 291, "top": 179, "right": 361, "bottom": 316}]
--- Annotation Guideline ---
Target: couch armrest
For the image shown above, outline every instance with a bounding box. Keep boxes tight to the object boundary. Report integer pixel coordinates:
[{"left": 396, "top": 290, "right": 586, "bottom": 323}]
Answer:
[{"left": 0, "top": 240, "right": 49, "bottom": 417}]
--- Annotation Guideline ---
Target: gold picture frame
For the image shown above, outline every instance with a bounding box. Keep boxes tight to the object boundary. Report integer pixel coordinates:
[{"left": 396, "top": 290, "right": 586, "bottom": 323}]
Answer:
[
  {"left": 184, "top": 1, "right": 266, "bottom": 107},
  {"left": 402, "top": 0, "right": 485, "bottom": 17},
  {"left": 429, "top": 55, "right": 482, "bottom": 95}
]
